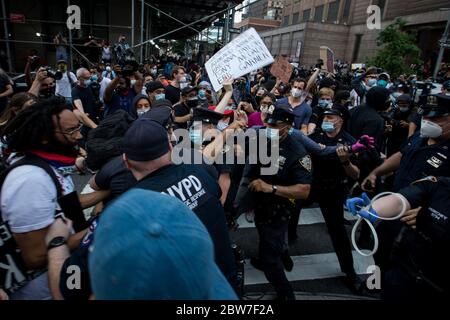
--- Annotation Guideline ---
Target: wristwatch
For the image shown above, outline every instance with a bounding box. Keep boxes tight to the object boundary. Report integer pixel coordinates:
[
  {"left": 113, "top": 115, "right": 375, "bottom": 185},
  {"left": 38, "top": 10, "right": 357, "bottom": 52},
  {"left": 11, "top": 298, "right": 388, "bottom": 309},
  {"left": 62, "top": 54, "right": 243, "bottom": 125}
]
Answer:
[
  {"left": 47, "top": 236, "right": 67, "bottom": 251},
  {"left": 272, "top": 185, "right": 278, "bottom": 194}
]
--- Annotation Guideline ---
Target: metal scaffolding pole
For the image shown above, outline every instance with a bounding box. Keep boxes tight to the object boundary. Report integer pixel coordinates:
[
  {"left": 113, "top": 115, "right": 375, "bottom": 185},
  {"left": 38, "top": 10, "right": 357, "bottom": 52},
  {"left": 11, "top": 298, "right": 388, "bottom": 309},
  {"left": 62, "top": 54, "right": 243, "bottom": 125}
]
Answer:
[
  {"left": 224, "top": 2, "right": 231, "bottom": 45},
  {"left": 140, "top": 0, "right": 144, "bottom": 62},
  {"left": 143, "top": 2, "right": 222, "bottom": 46},
  {"left": 67, "top": 0, "right": 73, "bottom": 71},
  {"left": 131, "top": 0, "right": 135, "bottom": 46},
  {"left": 133, "top": 0, "right": 266, "bottom": 49},
  {"left": 1, "top": 0, "right": 12, "bottom": 71}
]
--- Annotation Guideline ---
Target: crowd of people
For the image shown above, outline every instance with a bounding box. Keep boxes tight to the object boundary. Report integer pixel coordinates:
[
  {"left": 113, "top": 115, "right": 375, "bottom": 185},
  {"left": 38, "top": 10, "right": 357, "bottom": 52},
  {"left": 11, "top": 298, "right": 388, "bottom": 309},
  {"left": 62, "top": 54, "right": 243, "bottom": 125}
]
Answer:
[{"left": 0, "top": 41, "right": 449, "bottom": 301}]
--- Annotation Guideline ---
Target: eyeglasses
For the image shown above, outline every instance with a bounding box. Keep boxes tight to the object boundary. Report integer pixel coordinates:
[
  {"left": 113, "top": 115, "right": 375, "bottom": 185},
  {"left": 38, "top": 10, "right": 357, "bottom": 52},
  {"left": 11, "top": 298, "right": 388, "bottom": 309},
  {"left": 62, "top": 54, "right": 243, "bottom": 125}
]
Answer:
[{"left": 56, "top": 123, "right": 83, "bottom": 136}]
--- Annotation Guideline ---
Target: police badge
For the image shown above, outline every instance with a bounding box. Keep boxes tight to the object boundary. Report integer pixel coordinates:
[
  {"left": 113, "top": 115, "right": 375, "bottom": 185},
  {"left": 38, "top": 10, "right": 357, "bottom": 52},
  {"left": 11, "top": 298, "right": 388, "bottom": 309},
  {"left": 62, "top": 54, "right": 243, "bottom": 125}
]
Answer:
[{"left": 299, "top": 155, "right": 312, "bottom": 172}]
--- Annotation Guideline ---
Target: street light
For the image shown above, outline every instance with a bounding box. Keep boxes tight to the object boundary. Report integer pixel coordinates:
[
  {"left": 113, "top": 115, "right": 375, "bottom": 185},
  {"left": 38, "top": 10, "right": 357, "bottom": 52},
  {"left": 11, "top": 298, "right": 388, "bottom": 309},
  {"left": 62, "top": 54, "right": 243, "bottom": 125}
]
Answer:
[{"left": 36, "top": 32, "right": 41, "bottom": 37}]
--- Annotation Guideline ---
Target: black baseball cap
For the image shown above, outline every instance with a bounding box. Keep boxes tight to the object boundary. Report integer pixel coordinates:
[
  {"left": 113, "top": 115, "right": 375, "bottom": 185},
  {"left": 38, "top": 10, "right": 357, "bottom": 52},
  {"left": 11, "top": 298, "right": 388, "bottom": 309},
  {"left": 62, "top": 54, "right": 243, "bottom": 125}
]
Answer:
[
  {"left": 146, "top": 81, "right": 165, "bottom": 93},
  {"left": 181, "top": 86, "right": 198, "bottom": 96},
  {"left": 123, "top": 118, "right": 170, "bottom": 161},
  {"left": 151, "top": 99, "right": 172, "bottom": 109},
  {"left": 192, "top": 107, "right": 223, "bottom": 125},
  {"left": 143, "top": 106, "right": 173, "bottom": 130},
  {"left": 265, "top": 104, "right": 295, "bottom": 125},
  {"left": 420, "top": 94, "right": 450, "bottom": 118}
]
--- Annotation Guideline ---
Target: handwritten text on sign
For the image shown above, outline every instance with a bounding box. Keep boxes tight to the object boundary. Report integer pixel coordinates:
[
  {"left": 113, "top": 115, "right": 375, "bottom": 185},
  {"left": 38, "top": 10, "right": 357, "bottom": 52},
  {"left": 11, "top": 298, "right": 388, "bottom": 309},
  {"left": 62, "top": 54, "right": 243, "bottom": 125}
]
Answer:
[{"left": 205, "top": 28, "right": 274, "bottom": 92}]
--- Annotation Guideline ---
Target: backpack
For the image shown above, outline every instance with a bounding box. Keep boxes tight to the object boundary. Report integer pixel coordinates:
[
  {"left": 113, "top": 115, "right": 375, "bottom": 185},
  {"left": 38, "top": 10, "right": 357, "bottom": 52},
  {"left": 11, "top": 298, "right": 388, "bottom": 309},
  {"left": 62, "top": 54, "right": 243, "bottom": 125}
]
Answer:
[
  {"left": 0, "top": 155, "right": 62, "bottom": 294},
  {"left": 85, "top": 109, "right": 135, "bottom": 170}
]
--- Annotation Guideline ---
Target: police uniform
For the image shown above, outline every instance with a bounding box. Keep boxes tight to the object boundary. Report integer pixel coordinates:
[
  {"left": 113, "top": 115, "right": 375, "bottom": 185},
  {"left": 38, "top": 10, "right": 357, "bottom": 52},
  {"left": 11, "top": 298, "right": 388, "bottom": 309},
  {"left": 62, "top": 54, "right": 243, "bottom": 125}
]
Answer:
[
  {"left": 394, "top": 94, "right": 450, "bottom": 191},
  {"left": 383, "top": 176, "right": 450, "bottom": 300},
  {"left": 308, "top": 105, "right": 360, "bottom": 282},
  {"left": 243, "top": 105, "right": 313, "bottom": 300},
  {"left": 376, "top": 93, "right": 450, "bottom": 280}
]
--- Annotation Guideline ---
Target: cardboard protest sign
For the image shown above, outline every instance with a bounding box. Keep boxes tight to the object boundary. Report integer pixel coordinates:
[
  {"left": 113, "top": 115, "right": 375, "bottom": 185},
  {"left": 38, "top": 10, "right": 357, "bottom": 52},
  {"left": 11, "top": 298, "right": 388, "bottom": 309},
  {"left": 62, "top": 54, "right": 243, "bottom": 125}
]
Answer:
[
  {"left": 205, "top": 28, "right": 274, "bottom": 92},
  {"left": 320, "top": 46, "right": 335, "bottom": 73},
  {"left": 270, "top": 55, "right": 293, "bottom": 84}
]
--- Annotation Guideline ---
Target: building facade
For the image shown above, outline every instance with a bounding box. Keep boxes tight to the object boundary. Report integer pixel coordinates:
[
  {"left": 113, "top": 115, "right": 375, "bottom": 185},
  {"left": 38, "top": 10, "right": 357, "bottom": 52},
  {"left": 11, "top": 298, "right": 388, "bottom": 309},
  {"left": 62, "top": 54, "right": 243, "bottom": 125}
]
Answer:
[{"left": 249, "top": 0, "right": 449, "bottom": 67}]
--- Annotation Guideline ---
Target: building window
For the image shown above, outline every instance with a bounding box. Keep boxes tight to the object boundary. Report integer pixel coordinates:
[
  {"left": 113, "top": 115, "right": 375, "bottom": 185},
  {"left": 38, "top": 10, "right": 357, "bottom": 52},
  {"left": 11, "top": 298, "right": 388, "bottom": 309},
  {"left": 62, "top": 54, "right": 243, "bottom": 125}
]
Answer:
[
  {"left": 282, "top": 15, "right": 289, "bottom": 27},
  {"left": 352, "top": 34, "right": 363, "bottom": 62},
  {"left": 342, "top": 0, "right": 351, "bottom": 21},
  {"left": 292, "top": 12, "right": 299, "bottom": 24},
  {"left": 327, "top": 0, "right": 340, "bottom": 22},
  {"left": 314, "top": 5, "right": 324, "bottom": 22},
  {"left": 372, "top": 0, "right": 386, "bottom": 18},
  {"left": 303, "top": 9, "right": 311, "bottom": 22}
]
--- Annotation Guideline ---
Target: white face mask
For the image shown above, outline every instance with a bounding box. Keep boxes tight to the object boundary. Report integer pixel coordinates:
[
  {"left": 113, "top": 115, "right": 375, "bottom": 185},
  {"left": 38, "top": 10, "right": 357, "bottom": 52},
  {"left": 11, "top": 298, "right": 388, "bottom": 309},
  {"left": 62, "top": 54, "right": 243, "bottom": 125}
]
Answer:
[
  {"left": 420, "top": 119, "right": 443, "bottom": 138},
  {"left": 180, "top": 82, "right": 188, "bottom": 90},
  {"left": 291, "top": 88, "right": 302, "bottom": 98},
  {"left": 137, "top": 107, "right": 150, "bottom": 117},
  {"left": 130, "top": 79, "right": 137, "bottom": 87}
]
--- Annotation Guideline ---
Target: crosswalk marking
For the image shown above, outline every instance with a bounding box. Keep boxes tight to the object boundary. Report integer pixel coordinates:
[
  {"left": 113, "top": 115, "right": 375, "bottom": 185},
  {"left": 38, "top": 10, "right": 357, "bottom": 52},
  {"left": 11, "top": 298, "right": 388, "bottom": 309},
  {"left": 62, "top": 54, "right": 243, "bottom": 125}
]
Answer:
[
  {"left": 236, "top": 207, "right": 357, "bottom": 229},
  {"left": 244, "top": 251, "right": 374, "bottom": 285}
]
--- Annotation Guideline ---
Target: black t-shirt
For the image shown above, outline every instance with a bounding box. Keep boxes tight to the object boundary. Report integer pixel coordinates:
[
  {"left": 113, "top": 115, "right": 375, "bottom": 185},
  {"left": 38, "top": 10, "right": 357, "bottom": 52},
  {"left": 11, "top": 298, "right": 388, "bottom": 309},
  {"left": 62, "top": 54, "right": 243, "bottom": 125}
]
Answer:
[
  {"left": 348, "top": 104, "right": 385, "bottom": 151},
  {"left": 165, "top": 84, "right": 181, "bottom": 105},
  {"left": 72, "top": 85, "right": 97, "bottom": 121},
  {"left": 173, "top": 102, "right": 190, "bottom": 129},
  {"left": 133, "top": 163, "right": 237, "bottom": 286},
  {"left": 309, "top": 129, "right": 357, "bottom": 184},
  {"left": 0, "top": 73, "right": 12, "bottom": 113},
  {"left": 95, "top": 155, "right": 136, "bottom": 200}
]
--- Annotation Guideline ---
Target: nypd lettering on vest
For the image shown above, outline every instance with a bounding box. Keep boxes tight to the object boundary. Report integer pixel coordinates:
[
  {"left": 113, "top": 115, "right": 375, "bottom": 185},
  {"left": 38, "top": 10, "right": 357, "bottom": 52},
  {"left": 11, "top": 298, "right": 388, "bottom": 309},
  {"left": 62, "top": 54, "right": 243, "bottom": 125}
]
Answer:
[{"left": 162, "top": 175, "right": 206, "bottom": 210}]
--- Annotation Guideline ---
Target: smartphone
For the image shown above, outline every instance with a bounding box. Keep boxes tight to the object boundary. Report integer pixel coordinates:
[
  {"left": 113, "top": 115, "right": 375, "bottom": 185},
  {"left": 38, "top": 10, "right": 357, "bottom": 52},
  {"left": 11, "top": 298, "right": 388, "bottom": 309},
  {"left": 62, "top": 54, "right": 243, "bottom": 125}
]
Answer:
[{"left": 58, "top": 191, "right": 89, "bottom": 232}]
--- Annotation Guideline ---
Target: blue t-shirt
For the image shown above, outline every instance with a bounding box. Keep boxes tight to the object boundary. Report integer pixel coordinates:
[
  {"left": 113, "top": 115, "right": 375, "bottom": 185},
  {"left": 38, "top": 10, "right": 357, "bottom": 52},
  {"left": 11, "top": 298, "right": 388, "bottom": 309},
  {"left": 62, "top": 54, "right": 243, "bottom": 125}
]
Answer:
[
  {"left": 276, "top": 97, "right": 312, "bottom": 129},
  {"left": 104, "top": 90, "right": 136, "bottom": 118}
]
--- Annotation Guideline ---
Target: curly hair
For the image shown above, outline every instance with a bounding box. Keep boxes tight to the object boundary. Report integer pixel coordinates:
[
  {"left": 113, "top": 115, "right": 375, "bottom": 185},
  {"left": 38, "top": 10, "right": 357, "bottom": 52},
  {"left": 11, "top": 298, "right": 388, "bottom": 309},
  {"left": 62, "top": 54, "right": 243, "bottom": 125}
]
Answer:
[{"left": 1, "top": 97, "right": 68, "bottom": 153}]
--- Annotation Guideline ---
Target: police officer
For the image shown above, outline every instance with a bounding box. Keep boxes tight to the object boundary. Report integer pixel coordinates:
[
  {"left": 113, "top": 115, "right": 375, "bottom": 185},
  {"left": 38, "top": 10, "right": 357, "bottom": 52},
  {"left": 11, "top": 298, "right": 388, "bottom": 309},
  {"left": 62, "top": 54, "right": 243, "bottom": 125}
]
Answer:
[
  {"left": 122, "top": 118, "right": 238, "bottom": 290},
  {"left": 308, "top": 104, "right": 364, "bottom": 292},
  {"left": 362, "top": 93, "right": 450, "bottom": 278},
  {"left": 348, "top": 175, "right": 450, "bottom": 299},
  {"left": 242, "top": 104, "right": 313, "bottom": 300}
]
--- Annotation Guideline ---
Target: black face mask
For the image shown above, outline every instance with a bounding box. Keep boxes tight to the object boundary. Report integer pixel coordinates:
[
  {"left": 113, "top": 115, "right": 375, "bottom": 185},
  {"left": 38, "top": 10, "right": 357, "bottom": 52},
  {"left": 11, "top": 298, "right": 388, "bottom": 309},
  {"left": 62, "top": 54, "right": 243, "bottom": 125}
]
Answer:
[
  {"left": 186, "top": 98, "right": 199, "bottom": 109},
  {"left": 255, "top": 96, "right": 262, "bottom": 105}
]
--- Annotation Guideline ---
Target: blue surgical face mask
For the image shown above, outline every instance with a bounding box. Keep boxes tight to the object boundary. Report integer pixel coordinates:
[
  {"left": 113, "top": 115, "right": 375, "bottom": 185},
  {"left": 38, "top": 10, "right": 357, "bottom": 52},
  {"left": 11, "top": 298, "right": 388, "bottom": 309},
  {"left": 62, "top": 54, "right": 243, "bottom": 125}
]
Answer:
[
  {"left": 318, "top": 99, "right": 331, "bottom": 108},
  {"left": 265, "top": 127, "right": 280, "bottom": 141},
  {"left": 288, "top": 128, "right": 294, "bottom": 136},
  {"left": 198, "top": 89, "right": 206, "bottom": 99},
  {"left": 189, "top": 127, "right": 203, "bottom": 145},
  {"left": 90, "top": 75, "right": 98, "bottom": 82},
  {"left": 155, "top": 93, "right": 165, "bottom": 101},
  {"left": 368, "top": 79, "right": 377, "bottom": 87},
  {"left": 83, "top": 79, "right": 92, "bottom": 87},
  {"left": 377, "top": 79, "right": 387, "bottom": 88},
  {"left": 321, "top": 121, "right": 335, "bottom": 132}
]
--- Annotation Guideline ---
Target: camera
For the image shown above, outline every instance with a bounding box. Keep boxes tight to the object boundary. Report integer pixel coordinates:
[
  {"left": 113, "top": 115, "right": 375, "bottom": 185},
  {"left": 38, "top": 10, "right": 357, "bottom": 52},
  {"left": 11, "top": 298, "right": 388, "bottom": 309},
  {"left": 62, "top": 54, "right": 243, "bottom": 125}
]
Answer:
[{"left": 44, "top": 67, "right": 63, "bottom": 80}]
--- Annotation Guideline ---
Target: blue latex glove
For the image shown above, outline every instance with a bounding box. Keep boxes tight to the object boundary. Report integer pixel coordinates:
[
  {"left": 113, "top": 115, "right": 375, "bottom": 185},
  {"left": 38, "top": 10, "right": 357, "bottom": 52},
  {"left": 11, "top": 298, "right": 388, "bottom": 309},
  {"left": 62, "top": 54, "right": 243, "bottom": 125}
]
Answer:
[
  {"left": 346, "top": 197, "right": 365, "bottom": 216},
  {"left": 346, "top": 196, "right": 378, "bottom": 223}
]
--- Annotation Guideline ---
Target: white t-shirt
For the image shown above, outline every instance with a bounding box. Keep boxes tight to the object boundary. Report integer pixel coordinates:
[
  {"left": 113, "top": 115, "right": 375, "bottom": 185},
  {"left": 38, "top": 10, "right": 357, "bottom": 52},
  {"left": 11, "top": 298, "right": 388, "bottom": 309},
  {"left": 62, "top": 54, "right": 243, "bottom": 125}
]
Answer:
[
  {"left": 55, "top": 72, "right": 77, "bottom": 98},
  {"left": 0, "top": 164, "right": 74, "bottom": 299},
  {"left": 99, "top": 77, "right": 111, "bottom": 103}
]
